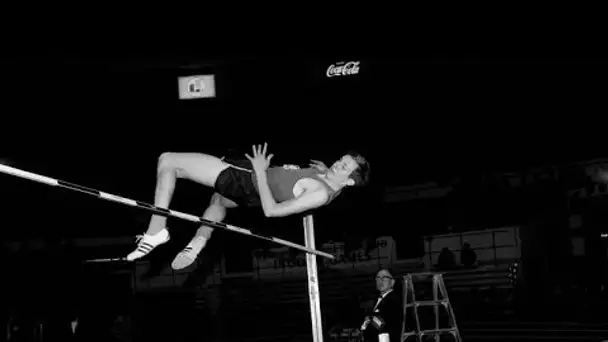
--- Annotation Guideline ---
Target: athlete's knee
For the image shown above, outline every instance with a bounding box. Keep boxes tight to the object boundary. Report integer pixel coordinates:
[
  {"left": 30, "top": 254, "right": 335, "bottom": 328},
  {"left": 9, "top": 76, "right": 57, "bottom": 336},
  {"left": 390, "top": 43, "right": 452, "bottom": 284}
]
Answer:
[
  {"left": 202, "top": 194, "right": 230, "bottom": 222},
  {"left": 158, "top": 152, "right": 175, "bottom": 169},
  {"left": 157, "top": 152, "right": 185, "bottom": 177},
  {"left": 210, "top": 193, "right": 222, "bottom": 205},
  {"left": 210, "top": 193, "right": 237, "bottom": 209},
  {"left": 210, "top": 193, "right": 227, "bottom": 208}
]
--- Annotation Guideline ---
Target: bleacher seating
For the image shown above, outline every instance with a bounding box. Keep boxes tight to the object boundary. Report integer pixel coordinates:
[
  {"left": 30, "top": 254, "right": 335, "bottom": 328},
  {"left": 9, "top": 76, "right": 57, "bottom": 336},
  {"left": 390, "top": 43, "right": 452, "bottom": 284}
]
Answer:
[
  {"left": 442, "top": 262, "right": 513, "bottom": 291},
  {"left": 219, "top": 259, "right": 517, "bottom": 341}
]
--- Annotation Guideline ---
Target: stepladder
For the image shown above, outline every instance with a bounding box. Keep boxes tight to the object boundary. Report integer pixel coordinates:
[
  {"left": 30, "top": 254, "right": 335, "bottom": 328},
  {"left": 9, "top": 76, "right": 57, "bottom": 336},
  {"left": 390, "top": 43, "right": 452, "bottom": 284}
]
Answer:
[{"left": 401, "top": 273, "right": 462, "bottom": 342}]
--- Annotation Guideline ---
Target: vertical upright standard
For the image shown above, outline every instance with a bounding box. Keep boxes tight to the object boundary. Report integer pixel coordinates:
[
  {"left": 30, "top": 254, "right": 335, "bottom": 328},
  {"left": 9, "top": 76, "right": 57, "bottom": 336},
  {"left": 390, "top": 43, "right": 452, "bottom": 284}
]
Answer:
[
  {"left": 401, "top": 272, "right": 462, "bottom": 342},
  {"left": 304, "top": 214, "right": 324, "bottom": 342}
]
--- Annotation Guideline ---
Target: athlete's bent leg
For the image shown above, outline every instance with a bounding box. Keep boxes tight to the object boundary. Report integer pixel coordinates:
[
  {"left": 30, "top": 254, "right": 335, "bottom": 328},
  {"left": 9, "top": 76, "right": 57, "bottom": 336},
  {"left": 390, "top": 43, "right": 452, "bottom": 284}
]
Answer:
[
  {"left": 148, "top": 152, "right": 230, "bottom": 235},
  {"left": 126, "top": 152, "right": 230, "bottom": 261},
  {"left": 171, "top": 193, "right": 237, "bottom": 270}
]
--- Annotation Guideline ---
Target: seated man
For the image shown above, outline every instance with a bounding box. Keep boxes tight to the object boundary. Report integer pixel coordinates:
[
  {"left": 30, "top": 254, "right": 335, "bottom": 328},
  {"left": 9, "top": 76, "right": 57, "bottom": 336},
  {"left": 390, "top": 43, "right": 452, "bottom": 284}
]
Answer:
[
  {"left": 126, "top": 143, "right": 370, "bottom": 270},
  {"left": 361, "top": 268, "right": 403, "bottom": 342}
]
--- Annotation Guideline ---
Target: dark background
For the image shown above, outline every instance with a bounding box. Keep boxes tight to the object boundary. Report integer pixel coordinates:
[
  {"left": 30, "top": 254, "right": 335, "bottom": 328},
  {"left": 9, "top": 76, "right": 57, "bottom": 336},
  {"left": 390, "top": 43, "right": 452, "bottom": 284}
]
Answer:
[
  {"left": 2, "top": 18, "right": 608, "bottom": 341},
  {"left": 1, "top": 49, "right": 606, "bottom": 238},
  {"left": 0, "top": 21, "right": 606, "bottom": 246}
]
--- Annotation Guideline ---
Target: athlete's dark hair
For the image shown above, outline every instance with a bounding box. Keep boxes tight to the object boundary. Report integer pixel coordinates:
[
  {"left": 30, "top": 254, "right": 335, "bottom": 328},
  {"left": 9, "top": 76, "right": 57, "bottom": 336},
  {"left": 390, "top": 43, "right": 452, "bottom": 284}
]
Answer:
[{"left": 347, "top": 150, "right": 370, "bottom": 187}]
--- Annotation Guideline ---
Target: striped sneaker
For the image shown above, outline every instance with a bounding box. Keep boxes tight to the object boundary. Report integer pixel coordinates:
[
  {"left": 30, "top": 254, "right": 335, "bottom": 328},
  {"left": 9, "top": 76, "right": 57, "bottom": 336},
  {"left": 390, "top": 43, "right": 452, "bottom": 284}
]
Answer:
[
  {"left": 126, "top": 228, "right": 170, "bottom": 261},
  {"left": 171, "top": 236, "right": 207, "bottom": 270}
]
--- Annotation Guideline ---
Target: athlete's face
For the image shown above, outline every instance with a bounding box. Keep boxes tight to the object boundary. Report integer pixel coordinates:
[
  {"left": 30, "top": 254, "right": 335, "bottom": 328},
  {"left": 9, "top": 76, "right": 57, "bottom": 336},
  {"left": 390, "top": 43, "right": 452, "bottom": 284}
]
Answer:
[{"left": 327, "top": 154, "right": 358, "bottom": 186}]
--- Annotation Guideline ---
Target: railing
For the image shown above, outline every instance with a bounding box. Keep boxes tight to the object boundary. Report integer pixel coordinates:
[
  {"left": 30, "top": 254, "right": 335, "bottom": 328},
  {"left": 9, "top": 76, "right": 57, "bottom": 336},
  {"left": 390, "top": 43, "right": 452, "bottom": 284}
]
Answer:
[
  {"left": 442, "top": 262, "right": 513, "bottom": 291},
  {"left": 423, "top": 226, "right": 521, "bottom": 269}
]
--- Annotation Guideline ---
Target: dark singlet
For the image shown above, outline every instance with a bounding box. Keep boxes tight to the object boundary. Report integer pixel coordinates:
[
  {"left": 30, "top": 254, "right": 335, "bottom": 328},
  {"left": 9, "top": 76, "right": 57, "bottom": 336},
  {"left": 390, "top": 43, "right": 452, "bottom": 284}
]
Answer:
[{"left": 253, "top": 166, "right": 339, "bottom": 204}]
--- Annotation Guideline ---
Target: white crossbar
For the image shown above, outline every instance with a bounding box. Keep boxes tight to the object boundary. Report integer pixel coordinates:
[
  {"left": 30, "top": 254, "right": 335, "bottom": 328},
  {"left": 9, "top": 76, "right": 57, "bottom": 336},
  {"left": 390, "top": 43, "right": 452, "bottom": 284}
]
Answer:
[{"left": 0, "top": 163, "right": 335, "bottom": 260}]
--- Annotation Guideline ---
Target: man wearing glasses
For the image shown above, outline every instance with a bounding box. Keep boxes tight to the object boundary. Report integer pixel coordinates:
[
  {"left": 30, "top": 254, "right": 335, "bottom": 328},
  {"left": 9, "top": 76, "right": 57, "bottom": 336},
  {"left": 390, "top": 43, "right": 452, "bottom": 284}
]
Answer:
[{"left": 361, "top": 268, "right": 403, "bottom": 342}]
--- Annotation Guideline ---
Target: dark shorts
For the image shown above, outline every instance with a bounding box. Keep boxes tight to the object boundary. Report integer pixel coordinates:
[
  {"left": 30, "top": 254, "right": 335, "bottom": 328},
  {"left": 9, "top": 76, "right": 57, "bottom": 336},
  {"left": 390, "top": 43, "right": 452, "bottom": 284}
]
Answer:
[{"left": 214, "top": 157, "right": 261, "bottom": 207}]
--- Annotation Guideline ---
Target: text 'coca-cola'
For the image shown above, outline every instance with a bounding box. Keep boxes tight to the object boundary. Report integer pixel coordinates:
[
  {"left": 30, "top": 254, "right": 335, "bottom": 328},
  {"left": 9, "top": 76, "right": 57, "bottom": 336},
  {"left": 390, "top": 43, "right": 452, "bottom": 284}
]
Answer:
[{"left": 326, "top": 61, "right": 360, "bottom": 78}]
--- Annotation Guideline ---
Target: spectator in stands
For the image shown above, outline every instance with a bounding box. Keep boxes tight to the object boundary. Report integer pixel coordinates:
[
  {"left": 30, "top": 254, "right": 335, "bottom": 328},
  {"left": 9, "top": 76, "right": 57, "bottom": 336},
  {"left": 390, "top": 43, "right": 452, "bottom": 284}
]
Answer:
[
  {"left": 436, "top": 247, "right": 457, "bottom": 270},
  {"left": 460, "top": 243, "right": 477, "bottom": 268},
  {"left": 110, "top": 314, "right": 133, "bottom": 342},
  {"left": 361, "top": 268, "right": 403, "bottom": 342}
]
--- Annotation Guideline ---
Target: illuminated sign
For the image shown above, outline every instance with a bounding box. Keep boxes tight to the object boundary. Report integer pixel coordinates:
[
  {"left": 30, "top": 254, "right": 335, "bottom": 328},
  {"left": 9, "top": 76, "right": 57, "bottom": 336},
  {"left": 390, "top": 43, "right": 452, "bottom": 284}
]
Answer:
[
  {"left": 178, "top": 75, "right": 216, "bottom": 99},
  {"left": 326, "top": 61, "right": 360, "bottom": 78}
]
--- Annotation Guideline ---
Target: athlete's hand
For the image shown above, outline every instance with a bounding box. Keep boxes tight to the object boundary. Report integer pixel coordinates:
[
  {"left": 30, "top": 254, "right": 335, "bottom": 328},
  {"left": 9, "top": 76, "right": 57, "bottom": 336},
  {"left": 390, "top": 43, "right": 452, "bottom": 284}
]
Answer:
[
  {"left": 246, "top": 143, "right": 274, "bottom": 173},
  {"left": 310, "top": 159, "right": 329, "bottom": 172}
]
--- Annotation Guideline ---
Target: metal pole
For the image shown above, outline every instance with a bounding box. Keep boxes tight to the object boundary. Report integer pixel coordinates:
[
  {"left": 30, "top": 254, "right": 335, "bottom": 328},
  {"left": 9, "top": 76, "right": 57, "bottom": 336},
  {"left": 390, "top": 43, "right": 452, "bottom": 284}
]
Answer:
[{"left": 304, "top": 214, "right": 323, "bottom": 342}]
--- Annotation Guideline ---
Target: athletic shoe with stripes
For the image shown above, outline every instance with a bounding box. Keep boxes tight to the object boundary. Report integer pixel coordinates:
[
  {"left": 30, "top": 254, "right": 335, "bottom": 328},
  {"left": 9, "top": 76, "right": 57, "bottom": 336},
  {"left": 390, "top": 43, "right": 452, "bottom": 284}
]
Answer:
[
  {"left": 171, "top": 236, "right": 207, "bottom": 270},
  {"left": 126, "top": 228, "right": 170, "bottom": 261}
]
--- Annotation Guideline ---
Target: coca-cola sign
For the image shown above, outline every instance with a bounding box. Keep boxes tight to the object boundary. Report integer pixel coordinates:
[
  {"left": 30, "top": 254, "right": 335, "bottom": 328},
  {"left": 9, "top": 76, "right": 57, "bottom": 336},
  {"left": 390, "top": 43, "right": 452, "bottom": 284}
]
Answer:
[{"left": 326, "top": 61, "right": 360, "bottom": 78}]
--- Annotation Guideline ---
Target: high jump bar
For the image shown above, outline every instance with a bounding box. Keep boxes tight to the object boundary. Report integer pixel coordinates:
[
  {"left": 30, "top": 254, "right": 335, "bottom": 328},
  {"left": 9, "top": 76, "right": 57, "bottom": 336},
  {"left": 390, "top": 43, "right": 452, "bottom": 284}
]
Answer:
[{"left": 0, "top": 163, "right": 335, "bottom": 260}]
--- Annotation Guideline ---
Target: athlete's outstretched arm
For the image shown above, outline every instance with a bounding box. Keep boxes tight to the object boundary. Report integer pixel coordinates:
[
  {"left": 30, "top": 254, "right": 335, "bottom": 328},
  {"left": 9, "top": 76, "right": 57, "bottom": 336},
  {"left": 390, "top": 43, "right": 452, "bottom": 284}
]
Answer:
[{"left": 254, "top": 169, "right": 328, "bottom": 217}]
